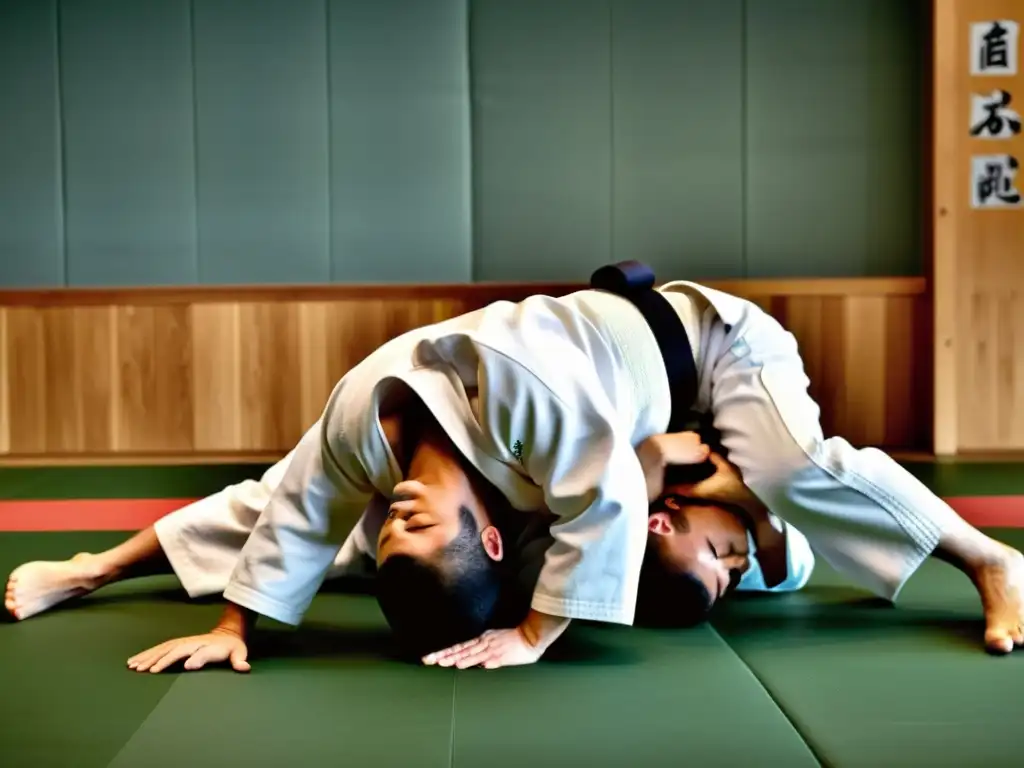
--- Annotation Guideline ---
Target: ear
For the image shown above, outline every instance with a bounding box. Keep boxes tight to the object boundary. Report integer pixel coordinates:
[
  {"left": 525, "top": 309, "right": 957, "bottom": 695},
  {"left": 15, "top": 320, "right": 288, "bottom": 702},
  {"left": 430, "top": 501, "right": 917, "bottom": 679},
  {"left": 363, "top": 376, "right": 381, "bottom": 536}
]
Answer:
[
  {"left": 648, "top": 511, "right": 673, "bottom": 537},
  {"left": 480, "top": 525, "right": 504, "bottom": 561}
]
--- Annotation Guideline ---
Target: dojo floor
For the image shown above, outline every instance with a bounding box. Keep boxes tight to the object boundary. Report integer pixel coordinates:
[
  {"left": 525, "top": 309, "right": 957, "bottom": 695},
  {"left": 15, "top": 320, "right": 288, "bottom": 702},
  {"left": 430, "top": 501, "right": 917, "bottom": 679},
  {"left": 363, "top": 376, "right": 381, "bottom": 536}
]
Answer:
[{"left": 1, "top": 464, "right": 1022, "bottom": 767}]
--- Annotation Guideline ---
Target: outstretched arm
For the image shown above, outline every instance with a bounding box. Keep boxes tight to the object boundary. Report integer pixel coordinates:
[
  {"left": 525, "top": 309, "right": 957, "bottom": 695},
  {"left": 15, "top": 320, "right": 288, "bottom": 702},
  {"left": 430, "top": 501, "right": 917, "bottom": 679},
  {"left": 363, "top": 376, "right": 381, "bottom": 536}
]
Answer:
[{"left": 127, "top": 417, "right": 374, "bottom": 674}]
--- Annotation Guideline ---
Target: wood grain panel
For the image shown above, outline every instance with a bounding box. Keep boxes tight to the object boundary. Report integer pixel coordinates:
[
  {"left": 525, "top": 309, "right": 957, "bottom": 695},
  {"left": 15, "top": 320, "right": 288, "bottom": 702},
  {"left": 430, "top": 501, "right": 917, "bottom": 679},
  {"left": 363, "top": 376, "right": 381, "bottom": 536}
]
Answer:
[
  {"left": 2, "top": 307, "right": 115, "bottom": 454},
  {"left": 0, "top": 308, "right": 7, "bottom": 453},
  {"left": 932, "top": 0, "right": 1024, "bottom": 453},
  {"left": 932, "top": 0, "right": 959, "bottom": 455},
  {"left": 0, "top": 279, "right": 930, "bottom": 460},
  {"left": 239, "top": 302, "right": 303, "bottom": 451},
  {"left": 76, "top": 307, "right": 116, "bottom": 452},
  {"left": 844, "top": 296, "right": 888, "bottom": 444},
  {"left": 5, "top": 308, "right": 47, "bottom": 453},
  {"left": 115, "top": 305, "right": 193, "bottom": 452},
  {"left": 191, "top": 303, "right": 241, "bottom": 451}
]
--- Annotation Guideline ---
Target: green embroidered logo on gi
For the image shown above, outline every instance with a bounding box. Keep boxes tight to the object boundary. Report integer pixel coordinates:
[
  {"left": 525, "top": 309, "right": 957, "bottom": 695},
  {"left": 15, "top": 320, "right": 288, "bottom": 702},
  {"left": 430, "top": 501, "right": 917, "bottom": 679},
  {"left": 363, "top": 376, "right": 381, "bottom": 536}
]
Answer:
[{"left": 511, "top": 439, "right": 525, "bottom": 465}]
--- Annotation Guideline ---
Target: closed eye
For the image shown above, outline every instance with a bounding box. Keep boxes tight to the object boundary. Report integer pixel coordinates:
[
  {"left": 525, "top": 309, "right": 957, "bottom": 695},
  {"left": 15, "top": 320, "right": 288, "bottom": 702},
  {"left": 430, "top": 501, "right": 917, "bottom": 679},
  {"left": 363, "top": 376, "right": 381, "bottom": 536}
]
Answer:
[{"left": 707, "top": 539, "right": 718, "bottom": 559}]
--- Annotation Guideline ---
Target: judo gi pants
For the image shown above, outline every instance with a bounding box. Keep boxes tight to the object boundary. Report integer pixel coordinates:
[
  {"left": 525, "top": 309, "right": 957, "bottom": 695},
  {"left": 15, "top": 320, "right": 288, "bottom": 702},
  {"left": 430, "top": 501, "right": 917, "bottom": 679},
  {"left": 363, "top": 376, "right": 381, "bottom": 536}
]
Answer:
[
  {"left": 685, "top": 292, "right": 956, "bottom": 601},
  {"left": 152, "top": 449, "right": 358, "bottom": 598}
]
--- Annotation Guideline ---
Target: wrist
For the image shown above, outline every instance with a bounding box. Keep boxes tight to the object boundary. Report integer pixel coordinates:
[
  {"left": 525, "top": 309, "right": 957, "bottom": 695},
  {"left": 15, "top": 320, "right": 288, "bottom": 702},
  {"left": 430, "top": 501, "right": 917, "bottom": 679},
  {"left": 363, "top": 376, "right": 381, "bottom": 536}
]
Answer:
[
  {"left": 215, "top": 602, "right": 256, "bottom": 639},
  {"left": 519, "top": 609, "right": 570, "bottom": 650},
  {"left": 636, "top": 437, "right": 669, "bottom": 502},
  {"left": 753, "top": 512, "right": 786, "bottom": 546},
  {"left": 736, "top": 492, "right": 769, "bottom": 520}
]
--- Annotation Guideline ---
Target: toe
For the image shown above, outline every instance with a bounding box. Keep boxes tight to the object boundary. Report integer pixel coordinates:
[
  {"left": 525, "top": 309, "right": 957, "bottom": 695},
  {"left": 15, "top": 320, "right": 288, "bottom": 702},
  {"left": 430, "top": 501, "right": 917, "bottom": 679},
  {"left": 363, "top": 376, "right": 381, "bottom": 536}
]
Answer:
[{"left": 984, "top": 627, "right": 1015, "bottom": 654}]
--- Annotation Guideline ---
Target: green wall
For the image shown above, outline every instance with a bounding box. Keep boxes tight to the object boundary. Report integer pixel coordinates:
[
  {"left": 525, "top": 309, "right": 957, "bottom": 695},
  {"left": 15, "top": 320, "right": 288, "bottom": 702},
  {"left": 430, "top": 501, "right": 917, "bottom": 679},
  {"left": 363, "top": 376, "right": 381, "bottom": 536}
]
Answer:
[{"left": 0, "top": 0, "right": 926, "bottom": 287}]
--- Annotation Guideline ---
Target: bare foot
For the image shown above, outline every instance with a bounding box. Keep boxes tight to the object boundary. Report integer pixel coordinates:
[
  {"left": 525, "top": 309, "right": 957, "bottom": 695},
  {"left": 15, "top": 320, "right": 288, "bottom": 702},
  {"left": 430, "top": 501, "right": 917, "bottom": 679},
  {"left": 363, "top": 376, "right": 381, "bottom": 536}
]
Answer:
[
  {"left": 971, "top": 544, "right": 1024, "bottom": 654},
  {"left": 5, "top": 553, "right": 109, "bottom": 620}
]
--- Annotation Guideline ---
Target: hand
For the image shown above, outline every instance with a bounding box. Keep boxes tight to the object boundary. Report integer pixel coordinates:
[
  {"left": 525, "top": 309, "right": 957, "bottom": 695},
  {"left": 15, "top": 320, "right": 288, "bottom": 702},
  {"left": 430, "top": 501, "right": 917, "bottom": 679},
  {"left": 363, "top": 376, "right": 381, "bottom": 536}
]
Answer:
[
  {"left": 670, "top": 451, "right": 760, "bottom": 511},
  {"left": 650, "top": 431, "right": 712, "bottom": 466},
  {"left": 637, "top": 431, "right": 710, "bottom": 501},
  {"left": 421, "top": 626, "right": 544, "bottom": 670},
  {"left": 127, "top": 627, "right": 251, "bottom": 674},
  {"left": 421, "top": 609, "right": 569, "bottom": 670}
]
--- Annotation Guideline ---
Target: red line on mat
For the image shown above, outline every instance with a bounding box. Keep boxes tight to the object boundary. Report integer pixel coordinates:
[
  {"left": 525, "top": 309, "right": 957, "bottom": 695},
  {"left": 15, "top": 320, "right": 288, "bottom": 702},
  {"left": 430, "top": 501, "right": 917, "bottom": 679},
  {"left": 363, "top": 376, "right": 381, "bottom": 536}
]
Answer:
[
  {"left": 943, "top": 496, "right": 1024, "bottom": 528},
  {"left": 0, "top": 496, "right": 1021, "bottom": 532},
  {"left": 0, "top": 499, "right": 197, "bottom": 531}
]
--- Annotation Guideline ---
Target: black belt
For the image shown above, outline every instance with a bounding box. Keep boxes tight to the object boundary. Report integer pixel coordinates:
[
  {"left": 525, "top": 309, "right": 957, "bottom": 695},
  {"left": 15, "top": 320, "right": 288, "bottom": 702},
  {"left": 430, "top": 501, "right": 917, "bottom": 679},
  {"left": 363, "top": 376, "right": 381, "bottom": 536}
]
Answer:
[{"left": 589, "top": 261, "right": 697, "bottom": 434}]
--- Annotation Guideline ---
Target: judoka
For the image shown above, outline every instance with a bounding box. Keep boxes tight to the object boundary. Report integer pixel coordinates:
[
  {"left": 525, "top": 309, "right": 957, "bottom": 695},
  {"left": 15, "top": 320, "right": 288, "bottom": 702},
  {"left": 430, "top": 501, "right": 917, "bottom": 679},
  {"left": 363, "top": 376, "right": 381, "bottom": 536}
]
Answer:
[
  {"left": 401, "top": 266, "right": 1024, "bottom": 668},
  {"left": 4, "top": 431, "right": 814, "bottom": 668},
  {"left": 10, "top": 262, "right": 1022, "bottom": 670}
]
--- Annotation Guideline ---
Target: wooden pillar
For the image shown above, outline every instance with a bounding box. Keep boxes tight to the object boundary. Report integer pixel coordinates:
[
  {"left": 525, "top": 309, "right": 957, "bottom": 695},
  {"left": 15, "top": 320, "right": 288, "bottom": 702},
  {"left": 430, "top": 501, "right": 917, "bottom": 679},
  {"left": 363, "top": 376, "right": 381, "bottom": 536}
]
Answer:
[{"left": 933, "top": 0, "right": 1024, "bottom": 455}]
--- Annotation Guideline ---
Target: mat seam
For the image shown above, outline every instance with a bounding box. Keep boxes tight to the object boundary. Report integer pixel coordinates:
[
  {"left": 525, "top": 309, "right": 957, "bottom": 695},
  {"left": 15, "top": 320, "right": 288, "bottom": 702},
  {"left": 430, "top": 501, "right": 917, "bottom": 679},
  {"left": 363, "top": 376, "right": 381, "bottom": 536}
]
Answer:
[
  {"left": 448, "top": 673, "right": 458, "bottom": 768},
  {"left": 708, "top": 624, "right": 830, "bottom": 768},
  {"left": 102, "top": 675, "right": 187, "bottom": 768}
]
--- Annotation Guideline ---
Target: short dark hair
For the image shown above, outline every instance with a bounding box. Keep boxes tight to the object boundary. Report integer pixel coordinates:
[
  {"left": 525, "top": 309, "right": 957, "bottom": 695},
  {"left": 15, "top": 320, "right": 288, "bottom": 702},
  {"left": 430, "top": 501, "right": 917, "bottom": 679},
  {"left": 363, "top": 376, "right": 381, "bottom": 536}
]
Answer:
[
  {"left": 634, "top": 498, "right": 715, "bottom": 628},
  {"left": 375, "top": 505, "right": 504, "bottom": 660}
]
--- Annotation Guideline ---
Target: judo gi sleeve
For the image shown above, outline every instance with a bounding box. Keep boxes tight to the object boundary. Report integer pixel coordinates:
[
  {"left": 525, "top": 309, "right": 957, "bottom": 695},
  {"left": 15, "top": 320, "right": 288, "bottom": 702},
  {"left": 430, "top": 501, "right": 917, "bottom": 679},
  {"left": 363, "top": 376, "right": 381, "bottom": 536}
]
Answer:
[
  {"left": 476, "top": 348, "right": 651, "bottom": 625},
  {"left": 221, "top": 422, "right": 374, "bottom": 626},
  {"left": 736, "top": 520, "right": 816, "bottom": 593}
]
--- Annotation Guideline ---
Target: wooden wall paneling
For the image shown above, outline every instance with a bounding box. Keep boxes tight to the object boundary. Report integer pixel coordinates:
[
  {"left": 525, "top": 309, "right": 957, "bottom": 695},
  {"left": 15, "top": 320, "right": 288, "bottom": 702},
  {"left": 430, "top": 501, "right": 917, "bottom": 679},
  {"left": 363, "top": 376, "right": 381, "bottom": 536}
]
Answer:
[
  {"left": 883, "top": 295, "right": 925, "bottom": 450},
  {"left": 1, "top": 306, "right": 115, "bottom": 454},
  {"left": 72, "top": 306, "right": 116, "bottom": 453},
  {"left": 0, "top": 309, "right": 7, "bottom": 453},
  {"left": 191, "top": 303, "right": 241, "bottom": 451},
  {"left": 115, "top": 305, "right": 194, "bottom": 452},
  {"left": 40, "top": 308, "right": 82, "bottom": 451},
  {"left": 238, "top": 302, "right": 303, "bottom": 452},
  {"left": 5, "top": 307, "right": 47, "bottom": 453},
  {"left": 959, "top": 289, "right": 1024, "bottom": 449},
  {"left": 935, "top": 0, "right": 1024, "bottom": 453},
  {"left": 843, "top": 296, "right": 889, "bottom": 446},
  {"left": 771, "top": 296, "right": 828, "bottom": 429},
  {"left": 994, "top": 291, "right": 1021, "bottom": 444},
  {"left": 1011, "top": 290, "right": 1024, "bottom": 444},
  {"left": 296, "top": 301, "right": 339, "bottom": 431},
  {"left": 958, "top": 213, "right": 1024, "bottom": 451},
  {"left": 959, "top": 289, "right": 995, "bottom": 448},
  {"left": 781, "top": 296, "right": 848, "bottom": 442},
  {"left": 0, "top": 279, "right": 932, "bottom": 460},
  {"left": 931, "top": 0, "right": 959, "bottom": 455},
  {"left": 1013, "top": 290, "right": 1024, "bottom": 442}
]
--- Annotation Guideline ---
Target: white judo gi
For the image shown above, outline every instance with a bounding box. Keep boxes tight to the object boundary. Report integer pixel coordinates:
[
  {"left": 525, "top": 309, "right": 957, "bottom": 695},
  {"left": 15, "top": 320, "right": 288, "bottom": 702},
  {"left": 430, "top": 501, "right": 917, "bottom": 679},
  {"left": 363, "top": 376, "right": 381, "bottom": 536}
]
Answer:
[
  {"left": 162, "top": 280, "right": 955, "bottom": 629},
  {"left": 154, "top": 448, "right": 816, "bottom": 602}
]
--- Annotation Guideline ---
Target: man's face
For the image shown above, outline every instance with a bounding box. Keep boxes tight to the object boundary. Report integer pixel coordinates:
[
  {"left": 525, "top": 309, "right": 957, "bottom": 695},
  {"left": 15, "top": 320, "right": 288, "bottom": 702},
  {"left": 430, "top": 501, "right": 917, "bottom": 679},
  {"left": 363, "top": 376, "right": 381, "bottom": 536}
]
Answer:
[
  {"left": 375, "top": 444, "right": 503, "bottom": 568},
  {"left": 648, "top": 492, "right": 751, "bottom": 608}
]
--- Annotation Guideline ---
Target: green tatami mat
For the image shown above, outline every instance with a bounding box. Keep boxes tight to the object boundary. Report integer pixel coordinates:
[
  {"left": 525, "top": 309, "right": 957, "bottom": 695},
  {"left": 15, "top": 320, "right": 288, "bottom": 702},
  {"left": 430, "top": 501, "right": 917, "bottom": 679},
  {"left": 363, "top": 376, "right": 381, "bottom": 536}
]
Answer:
[
  {"left": 0, "top": 465, "right": 273, "bottom": 500},
  {"left": 710, "top": 527, "right": 1024, "bottom": 767},
  {"left": 109, "top": 596, "right": 457, "bottom": 768},
  {"left": 451, "top": 625, "right": 818, "bottom": 768},
  {"left": 108, "top": 597, "right": 817, "bottom": 767},
  {"left": 5, "top": 528, "right": 1024, "bottom": 766},
  {"left": 0, "top": 532, "right": 224, "bottom": 768},
  {"left": 901, "top": 462, "right": 1024, "bottom": 497}
]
